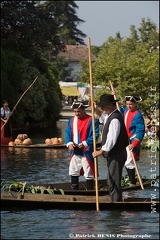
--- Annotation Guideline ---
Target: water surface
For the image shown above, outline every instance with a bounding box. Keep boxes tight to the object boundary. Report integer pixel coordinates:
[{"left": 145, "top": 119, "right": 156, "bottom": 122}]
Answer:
[{"left": 1, "top": 121, "right": 159, "bottom": 239}]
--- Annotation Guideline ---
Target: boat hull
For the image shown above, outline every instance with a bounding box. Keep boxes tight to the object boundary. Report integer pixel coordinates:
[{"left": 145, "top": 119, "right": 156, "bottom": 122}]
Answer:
[
  {"left": 1, "top": 191, "right": 159, "bottom": 211},
  {"left": 1, "top": 178, "right": 159, "bottom": 211},
  {"left": 0, "top": 142, "right": 101, "bottom": 149},
  {"left": 0, "top": 143, "right": 67, "bottom": 148}
]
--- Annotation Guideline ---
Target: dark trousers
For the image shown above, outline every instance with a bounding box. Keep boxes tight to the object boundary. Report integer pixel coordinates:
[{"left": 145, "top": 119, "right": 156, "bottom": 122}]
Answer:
[{"left": 107, "top": 150, "right": 127, "bottom": 202}]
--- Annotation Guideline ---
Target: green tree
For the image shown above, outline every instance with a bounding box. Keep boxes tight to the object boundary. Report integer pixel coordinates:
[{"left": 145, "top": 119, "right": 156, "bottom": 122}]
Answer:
[
  {"left": 1, "top": 0, "right": 87, "bottom": 127},
  {"left": 1, "top": 0, "right": 60, "bottom": 58},
  {"left": 1, "top": 0, "right": 86, "bottom": 59},
  {"left": 1, "top": 50, "right": 26, "bottom": 108},
  {"left": 116, "top": 31, "right": 122, "bottom": 40},
  {"left": 129, "top": 25, "right": 139, "bottom": 42},
  {"left": 43, "top": 1, "right": 86, "bottom": 45},
  {"left": 1, "top": 50, "right": 50, "bottom": 126},
  {"left": 91, "top": 46, "right": 101, "bottom": 57},
  {"left": 138, "top": 17, "right": 157, "bottom": 43},
  {"left": 79, "top": 18, "right": 159, "bottom": 119}
]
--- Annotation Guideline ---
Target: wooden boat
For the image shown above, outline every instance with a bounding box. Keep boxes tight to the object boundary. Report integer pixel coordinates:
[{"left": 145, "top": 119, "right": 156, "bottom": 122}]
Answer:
[
  {"left": 39, "top": 178, "right": 155, "bottom": 195},
  {"left": 0, "top": 143, "right": 67, "bottom": 149},
  {"left": 1, "top": 178, "right": 159, "bottom": 211},
  {"left": 0, "top": 142, "right": 102, "bottom": 149},
  {"left": 1, "top": 191, "right": 159, "bottom": 211}
]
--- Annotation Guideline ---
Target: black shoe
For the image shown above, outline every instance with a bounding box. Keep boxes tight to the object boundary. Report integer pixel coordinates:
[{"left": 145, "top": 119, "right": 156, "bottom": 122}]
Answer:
[
  {"left": 86, "top": 179, "right": 94, "bottom": 190},
  {"left": 71, "top": 176, "right": 79, "bottom": 190},
  {"left": 126, "top": 168, "right": 136, "bottom": 184}
]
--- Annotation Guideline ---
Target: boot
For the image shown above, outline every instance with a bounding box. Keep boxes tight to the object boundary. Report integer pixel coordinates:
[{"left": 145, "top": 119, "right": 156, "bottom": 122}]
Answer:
[
  {"left": 86, "top": 179, "right": 94, "bottom": 190},
  {"left": 71, "top": 176, "right": 79, "bottom": 190},
  {"left": 126, "top": 168, "right": 136, "bottom": 184}
]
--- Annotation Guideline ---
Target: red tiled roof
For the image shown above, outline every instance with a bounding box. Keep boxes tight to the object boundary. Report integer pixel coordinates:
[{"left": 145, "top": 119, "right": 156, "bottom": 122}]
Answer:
[{"left": 59, "top": 45, "right": 96, "bottom": 61}]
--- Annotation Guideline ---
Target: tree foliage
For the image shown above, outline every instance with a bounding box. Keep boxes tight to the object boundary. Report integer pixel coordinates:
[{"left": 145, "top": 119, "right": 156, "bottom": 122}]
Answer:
[
  {"left": 79, "top": 18, "right": 159, "bottom": 120},
  {"left": 1, "top": 0, "right": 86, "bottom": 58},
  {"left": 1, "top": 50, "right": 48, "bottom": 124},
  {"left": 42, "top": 0, "right": 86, "bottom": 45},
  {"left": 1, "top": 0, "right": 86, "bottom": 127}
]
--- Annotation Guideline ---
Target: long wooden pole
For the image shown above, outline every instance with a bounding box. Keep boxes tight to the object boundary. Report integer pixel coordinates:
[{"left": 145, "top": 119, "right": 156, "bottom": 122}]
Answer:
[
  {"left": 1, "top": 76, "right": 39, "bottom": 130},
  {"left": 109, "top": 80, "right": 119, "bottom": 110},
  {"left": 88, "top": 38, "right": 99, "bottom": 211},
  {"left": 109, "top": 80, "right": 144, "bottom": 190},
  {"left": 130, "top": 152, "right": 144, "bottom": 189}
]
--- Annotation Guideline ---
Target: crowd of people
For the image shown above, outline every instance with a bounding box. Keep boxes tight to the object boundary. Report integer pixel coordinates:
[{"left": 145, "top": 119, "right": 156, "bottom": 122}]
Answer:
[{"left": 65, "top": 93, "right": 146, "bottom": 202}]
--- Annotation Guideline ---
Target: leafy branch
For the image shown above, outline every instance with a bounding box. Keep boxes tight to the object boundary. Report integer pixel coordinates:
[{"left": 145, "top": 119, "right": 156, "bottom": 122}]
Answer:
[{"left": 1, "top": 180, "right": 64, "bottom": 196}]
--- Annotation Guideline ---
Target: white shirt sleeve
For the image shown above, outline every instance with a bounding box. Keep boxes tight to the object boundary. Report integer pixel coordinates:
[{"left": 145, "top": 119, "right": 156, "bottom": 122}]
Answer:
[
  {"left": 1, "top": 107, "right": 3, "bottom": 117},
  {"left": 99, "top": 113, "right": 108, "bottom": 124},
  {"left": 101, "top": 118, "right": 120, "bottom": 152}
]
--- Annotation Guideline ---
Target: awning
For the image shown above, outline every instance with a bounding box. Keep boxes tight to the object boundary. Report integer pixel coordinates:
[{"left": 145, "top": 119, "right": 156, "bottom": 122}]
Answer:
[{"left": 60, "top": 86, "right": 80, "bottom": 96}]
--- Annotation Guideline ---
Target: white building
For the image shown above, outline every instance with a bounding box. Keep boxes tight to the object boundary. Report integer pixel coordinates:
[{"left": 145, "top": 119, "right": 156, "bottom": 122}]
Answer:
[{"left": 59, "top": 45, "right": 96, "bottom": 82}]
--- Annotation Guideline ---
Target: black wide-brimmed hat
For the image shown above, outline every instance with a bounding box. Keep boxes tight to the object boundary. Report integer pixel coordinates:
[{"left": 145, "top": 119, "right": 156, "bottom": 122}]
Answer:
[
  {"left": 71, "top": 101, "right": 89, "bottom": 109},
  {"left": 97, "top": 94, "right": 119, "bottom": 106}
]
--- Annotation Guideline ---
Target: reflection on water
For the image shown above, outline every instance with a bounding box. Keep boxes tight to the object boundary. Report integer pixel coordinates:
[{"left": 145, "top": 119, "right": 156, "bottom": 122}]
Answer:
[
  {"left": 1, "top": 147, "right": 71, "bottom": 184},
  {"left": 1, "top": 122, "right": 159, "bottom": 239},
  {"left": 44, "top": 148, "right": 66, "bottom": 160},
  {"left": 1, "top": 146, "right": 31, "bottom": 158}
]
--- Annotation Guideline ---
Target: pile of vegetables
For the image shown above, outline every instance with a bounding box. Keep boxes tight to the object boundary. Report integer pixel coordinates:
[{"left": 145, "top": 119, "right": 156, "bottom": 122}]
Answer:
[
  {"left": 1, "top": 180, "right": 64, "bottom": 196},
  {"left": 9, "top": 134, "right": 32, "bottom": 146},
  {"left": 1, "top": 174, "right": 147, "bottom": 194},
  {"left": 121, "top": 174, "right": 146, "bottom": 187}
]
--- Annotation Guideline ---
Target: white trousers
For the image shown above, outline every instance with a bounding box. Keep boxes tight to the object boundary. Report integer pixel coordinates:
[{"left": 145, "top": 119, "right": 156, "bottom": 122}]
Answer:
[
  {"left": 69, "top": 155, "right": 94, "bottom": 180},
  {"left": 124, "top": 146, "right": 135, "bottom": 169}
]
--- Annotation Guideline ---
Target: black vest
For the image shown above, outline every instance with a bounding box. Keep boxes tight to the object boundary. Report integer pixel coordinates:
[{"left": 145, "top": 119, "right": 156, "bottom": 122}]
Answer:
[{"left": 101, "top": 110, "right": 129, "bottom": 157}]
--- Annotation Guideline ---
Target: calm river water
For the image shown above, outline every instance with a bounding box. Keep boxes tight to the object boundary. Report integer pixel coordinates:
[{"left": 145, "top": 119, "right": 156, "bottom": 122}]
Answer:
[{"left": 1, "top": 121, "right": 159, "bottom": 240}]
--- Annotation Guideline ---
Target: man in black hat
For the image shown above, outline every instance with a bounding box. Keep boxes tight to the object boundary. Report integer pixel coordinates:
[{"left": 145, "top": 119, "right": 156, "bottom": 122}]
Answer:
[
  {"left": 65, "top": 101, "right": 99, "bottom": 190},
  {"left": 92, "top": 94, "right": 128, "bottom": 202}
]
